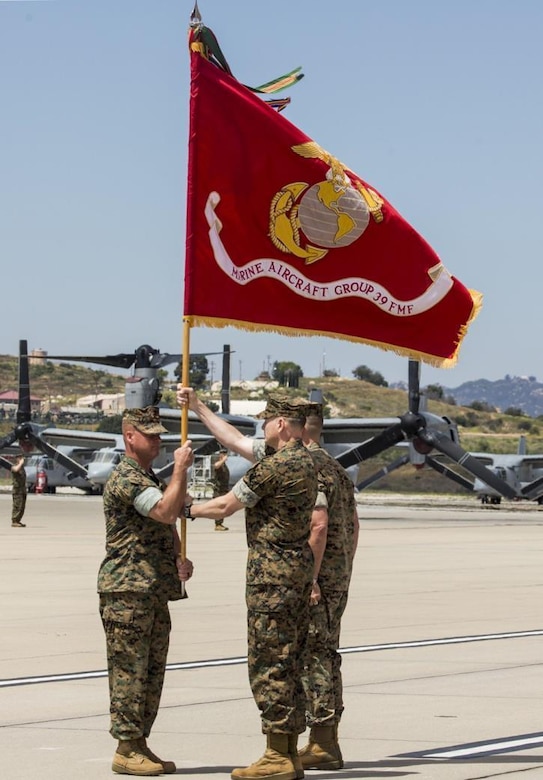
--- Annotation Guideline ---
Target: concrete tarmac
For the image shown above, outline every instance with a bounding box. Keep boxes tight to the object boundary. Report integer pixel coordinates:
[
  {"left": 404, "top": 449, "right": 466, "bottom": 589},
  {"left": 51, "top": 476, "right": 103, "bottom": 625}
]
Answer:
[{"left": 2, "top": 491, "right": 543, "bottom": 779}]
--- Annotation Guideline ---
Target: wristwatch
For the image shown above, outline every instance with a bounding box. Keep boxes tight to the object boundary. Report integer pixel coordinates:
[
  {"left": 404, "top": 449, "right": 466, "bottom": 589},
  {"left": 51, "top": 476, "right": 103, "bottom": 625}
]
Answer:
[{"left": 185, "top": 504, "right": 194, "bottom": 520}]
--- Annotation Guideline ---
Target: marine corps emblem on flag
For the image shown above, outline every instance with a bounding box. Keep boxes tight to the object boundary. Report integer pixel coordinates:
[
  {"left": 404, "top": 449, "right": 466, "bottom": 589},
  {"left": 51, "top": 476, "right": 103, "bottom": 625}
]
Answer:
[
  {"left": 184, "top": 25, "right": 482, "bottom": 367},
  {"left": 269, "top": 143, "right": 384, "bottom": 265}
]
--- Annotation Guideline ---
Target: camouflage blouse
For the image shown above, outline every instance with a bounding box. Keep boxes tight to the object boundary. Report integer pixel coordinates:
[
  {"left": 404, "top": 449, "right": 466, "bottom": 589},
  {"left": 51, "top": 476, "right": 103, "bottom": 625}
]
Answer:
[
  {"left": 212, "top": 459, "right": 230, "bottom": 497},
  {"left": 233, "top": 439, "right": 317, "bottom": 587},
  {"left": 97, "top": 456, "right": 181, "bottom": 601},
  {"left": 11, "top": 465, "right": 26, "bottom": 492},
  {"left": 307, "top": 442, "right": 357, "bottom": 591}
]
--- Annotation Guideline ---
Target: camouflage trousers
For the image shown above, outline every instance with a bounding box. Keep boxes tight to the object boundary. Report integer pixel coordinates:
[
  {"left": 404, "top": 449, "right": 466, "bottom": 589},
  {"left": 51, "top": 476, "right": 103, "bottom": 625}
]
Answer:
[
  {"left": 246, "top": 582, "right": 311, "bottom": 735},
  {"left": 11, "top": 488, "right": 26, "bottom": 524},
  {"left": 99, "top": 592, "right": 171, "bottom": 741},
  {"left": 302, "top": 589, "right": 349, "bottom": 726}
]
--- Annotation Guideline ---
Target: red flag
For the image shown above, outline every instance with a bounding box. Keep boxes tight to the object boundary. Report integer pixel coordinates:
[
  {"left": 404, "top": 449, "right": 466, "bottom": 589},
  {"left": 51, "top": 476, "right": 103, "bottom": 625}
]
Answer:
[{"left": 184, "top": 32, "right": 481, "bottom": 367}]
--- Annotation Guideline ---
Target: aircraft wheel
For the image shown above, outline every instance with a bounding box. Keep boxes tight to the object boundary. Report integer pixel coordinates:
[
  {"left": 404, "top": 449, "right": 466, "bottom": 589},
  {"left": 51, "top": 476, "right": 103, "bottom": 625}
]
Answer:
[{"left": 490, "top": 496, "right": 501, "bottom": 505}]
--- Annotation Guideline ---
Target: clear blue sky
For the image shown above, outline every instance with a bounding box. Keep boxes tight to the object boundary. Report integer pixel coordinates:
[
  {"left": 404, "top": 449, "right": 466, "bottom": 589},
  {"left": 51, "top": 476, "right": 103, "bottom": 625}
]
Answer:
[{"left": 1, "top": 0, "right": 542, "bottom": 389}]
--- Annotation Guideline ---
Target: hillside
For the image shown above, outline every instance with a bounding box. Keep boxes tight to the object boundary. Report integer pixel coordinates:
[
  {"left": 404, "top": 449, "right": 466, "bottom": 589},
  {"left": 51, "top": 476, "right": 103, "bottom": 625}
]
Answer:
[
  {"left": 0, "top": 355, "right": 126, "bottom": 406},
  {"left": 444, "top": 375, "right": 543, "bottom": 417}
]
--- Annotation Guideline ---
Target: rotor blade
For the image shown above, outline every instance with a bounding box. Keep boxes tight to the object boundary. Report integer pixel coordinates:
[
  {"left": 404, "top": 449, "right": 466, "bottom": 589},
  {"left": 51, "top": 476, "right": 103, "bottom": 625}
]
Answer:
[
  {"left": 520, "top": 475, "right": 543, "bottom": 500},
  {"left": 44, "top": 350, "right": 231, "bottom": 370},
  {"left": 166, "top": 350, "right": 234, "bottom": 369},
  {"left": 44, "top": 353, "right": 136, "bottom": 369},
  {"left": 408, "top": 360, "right": 421, "bottom": 415},
  {"left": 150, "top": 353, "right": 182, "bottom": 368},
  {"left": 356, "top": 453, "right": 410, "bottom": 490},
  {"left": 154, "top": 439, "right": 221, "bottom": 481},
  {"left": 25, "top": 431, "right": 88, "bottom": 479},
  {"left": 17, "top": 339, "right": 31, "bottom": 424},
  {"left": 336, "top": 423, "right": 405, "bottom": 469},
  {"left": 425, "top": 455, "right": 475, "bottom": 492},
  {"left": 0, "top": 430, "right": 18, "bottom": 450},
  {"left": 418, "top": 429, "right": 518, "bottom": 499}
]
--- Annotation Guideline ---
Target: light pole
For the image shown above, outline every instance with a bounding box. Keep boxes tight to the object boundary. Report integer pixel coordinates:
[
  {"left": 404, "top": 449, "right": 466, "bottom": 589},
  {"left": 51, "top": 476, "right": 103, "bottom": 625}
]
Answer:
[{"left": 209, "top": 360, "right": 215, "bottom": 390}]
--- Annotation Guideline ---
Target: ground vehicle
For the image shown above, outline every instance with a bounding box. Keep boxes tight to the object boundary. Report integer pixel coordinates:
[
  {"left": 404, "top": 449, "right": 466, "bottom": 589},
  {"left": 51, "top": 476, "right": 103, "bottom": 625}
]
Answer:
[{"left": 25, "top": 448, "right": 98, "bottom": 494}]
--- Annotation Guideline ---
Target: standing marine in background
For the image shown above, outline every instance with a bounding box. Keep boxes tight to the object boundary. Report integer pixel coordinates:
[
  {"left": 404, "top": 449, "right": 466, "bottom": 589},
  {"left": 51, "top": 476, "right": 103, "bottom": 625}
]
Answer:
[
  {"left": 11, "top": 454, "right": 27, "bottom": 528},
  {"left": 212, "top": 448, "right": 230, "bottom": 531},
  {"left": 299, "top": 402, "right": 359, "bottom": 770}
]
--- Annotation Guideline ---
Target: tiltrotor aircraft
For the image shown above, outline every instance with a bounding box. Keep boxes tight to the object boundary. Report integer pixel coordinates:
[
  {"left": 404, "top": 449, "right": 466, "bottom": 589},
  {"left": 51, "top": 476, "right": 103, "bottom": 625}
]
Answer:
[{"left": 334, "top": 360, "right": 525, "bottom": 502}]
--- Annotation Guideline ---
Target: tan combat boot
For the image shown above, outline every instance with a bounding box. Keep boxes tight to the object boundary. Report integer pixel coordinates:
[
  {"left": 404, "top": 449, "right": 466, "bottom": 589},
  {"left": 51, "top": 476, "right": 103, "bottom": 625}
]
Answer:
[
  {"left": 137, "top": 737, "right": 176, "bottom": 774},
  {"left": 231, "top": 734, "right": 297, "bottom": 780},
  {"left": 112, "top": 739, "right": 163, "bottom": 776},
  {"left": 287, "top": 734, "right": 304, "bottom": 779},
  {"left": 298, "top": 725, "right": 343, "bottom": 770}
]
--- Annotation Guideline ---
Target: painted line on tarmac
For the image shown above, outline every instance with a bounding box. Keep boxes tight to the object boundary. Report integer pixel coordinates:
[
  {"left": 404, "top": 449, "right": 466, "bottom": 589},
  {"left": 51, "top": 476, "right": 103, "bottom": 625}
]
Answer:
[
  {"left": 340, "top": 628, "right": 543, "bottom": 654},
  {"left": 397, "top": 731, "right": 543, "bottom": 759},
  {"left": 2, "top": 628, "right": 543, "bottom": 689}
]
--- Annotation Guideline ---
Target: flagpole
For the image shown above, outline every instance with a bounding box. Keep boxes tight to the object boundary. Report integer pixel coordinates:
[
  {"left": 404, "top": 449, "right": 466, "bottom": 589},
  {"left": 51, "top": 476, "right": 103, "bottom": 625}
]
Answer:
[{"left": 179, "top": 315, "right": 192, "bottom": 596}]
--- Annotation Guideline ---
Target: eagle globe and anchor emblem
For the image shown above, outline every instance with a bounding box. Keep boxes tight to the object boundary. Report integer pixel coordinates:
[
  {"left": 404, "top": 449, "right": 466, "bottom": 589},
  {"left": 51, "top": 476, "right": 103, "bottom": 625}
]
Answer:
[{"left": 269, "top": 142, "right": 385, "bottom": 264}]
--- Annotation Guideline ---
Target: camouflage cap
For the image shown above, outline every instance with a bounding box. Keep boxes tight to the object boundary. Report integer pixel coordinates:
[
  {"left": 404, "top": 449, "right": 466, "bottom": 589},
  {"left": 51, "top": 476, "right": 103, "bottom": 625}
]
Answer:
[
  {"left": 304, "top": 402, "right": 324, "bottom": 419},
  {"left": 122, "top": 406, "right": 168, "bottom": 434},
  {"left": 256, "top": 394, "right": 308, "bottom": 422}
]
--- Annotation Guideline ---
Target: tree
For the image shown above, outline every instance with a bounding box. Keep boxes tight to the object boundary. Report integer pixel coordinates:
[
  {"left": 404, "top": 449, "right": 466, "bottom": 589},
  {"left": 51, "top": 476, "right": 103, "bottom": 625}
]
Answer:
[
  {"left": 469, "top": 400, "right": 496, "bottom": 413},
  {"left": 272, "top": 361, "right": 303, "bottom": 388},
  {"left": 97, "top": 414, "right": 123, "bottom": 434},
  {"left": 424, "top": 383, "right": 444, "bottom": 401},
  {"left": 504, "top": 406, "right": 524, "bottom": 417},
  {"left": 174, "top": 355, "right": 209, "bottom": 390},
  {"left": 352, "top": 365, "right": 388, "bottom": 387}
]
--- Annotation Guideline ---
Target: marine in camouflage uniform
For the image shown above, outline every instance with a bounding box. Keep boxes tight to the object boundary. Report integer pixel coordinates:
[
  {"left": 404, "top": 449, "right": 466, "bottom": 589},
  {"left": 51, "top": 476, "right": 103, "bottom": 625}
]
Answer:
[
  {"left": 11, "top": 456, "right": 27, "bottom": 527},
  {"left": 299, "top": 404, "right": 359, "bottom": 770},
  {"left": 234, "top": 437, "right": 317, "bottom": 735},
  {"left": 252, "top": 420, "right": 358, "bottom": 735},
  {"left": 212, "top": 450, "right": 230, "bottom": 530},
  {"left": 186, "top": 395, "right": 317, "bottom": 780},
  {"left": 97, "top": 406, "right": 193, "bottom": 776}
]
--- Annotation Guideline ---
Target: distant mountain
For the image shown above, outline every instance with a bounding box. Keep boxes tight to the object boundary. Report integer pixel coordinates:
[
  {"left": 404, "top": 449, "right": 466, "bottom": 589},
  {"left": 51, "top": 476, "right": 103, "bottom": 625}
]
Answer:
[{"left": 443, "top": 375, "right": 543, "bottom": 418}]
